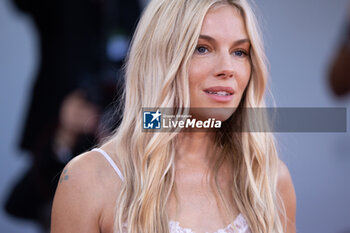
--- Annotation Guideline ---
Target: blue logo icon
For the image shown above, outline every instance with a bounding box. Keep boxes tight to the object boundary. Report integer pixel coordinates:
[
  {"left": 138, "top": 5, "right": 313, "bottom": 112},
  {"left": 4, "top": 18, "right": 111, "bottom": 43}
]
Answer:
[{"left": 143, "top": 110, "right": 161, "bottom": 129}]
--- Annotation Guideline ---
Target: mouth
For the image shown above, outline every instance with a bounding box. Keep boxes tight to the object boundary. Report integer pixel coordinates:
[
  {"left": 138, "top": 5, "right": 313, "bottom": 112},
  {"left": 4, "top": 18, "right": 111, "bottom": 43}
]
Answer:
[
  {"left": 203, "top": 86, "right": 234, "bottom": 96},
  {"left": 203, "top": 86, "right": 235, "bottom": 103},
  {"left": 204, "top": 91, "right": 232, "bottom": 96}
]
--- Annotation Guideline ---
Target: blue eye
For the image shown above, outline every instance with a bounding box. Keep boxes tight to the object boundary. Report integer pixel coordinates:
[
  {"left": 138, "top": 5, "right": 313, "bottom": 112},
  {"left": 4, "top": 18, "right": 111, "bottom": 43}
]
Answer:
[
  {"left": 195, "top": 46, "right": 208, "bottom": 54},
  {"left": 234, "top": 50, "right": 248, "bottom": 57}
]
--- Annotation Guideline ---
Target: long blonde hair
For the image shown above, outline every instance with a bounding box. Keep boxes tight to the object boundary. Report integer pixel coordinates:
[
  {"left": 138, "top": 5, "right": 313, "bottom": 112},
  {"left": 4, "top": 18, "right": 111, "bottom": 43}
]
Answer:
[{"left": 106, "top": 0, "right": 286, "bottom": 232}]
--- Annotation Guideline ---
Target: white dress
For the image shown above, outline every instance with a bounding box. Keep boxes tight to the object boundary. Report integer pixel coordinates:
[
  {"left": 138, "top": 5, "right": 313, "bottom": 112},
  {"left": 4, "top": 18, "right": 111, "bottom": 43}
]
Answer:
[
  {"left": 92, "top": 148, "right": 252, "bottom": 233},
  {"left": 168, "top": 213, "right": 251, "bottom": 233}
]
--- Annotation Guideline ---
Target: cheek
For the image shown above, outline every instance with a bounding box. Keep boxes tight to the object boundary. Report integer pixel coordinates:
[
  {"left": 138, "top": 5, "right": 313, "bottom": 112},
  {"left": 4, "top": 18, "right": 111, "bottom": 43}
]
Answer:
[
  {"left": 188, "top": 59, "right": 210, "bottom": 90},
  {"left": 237, "top": 63, "right": 251, "bottom": 90}
]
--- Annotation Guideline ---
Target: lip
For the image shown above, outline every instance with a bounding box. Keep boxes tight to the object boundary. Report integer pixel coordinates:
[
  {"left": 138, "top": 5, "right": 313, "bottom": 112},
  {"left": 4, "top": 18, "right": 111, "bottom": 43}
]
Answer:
[
  {"left": 204, "top": 86, "right": 235, "bottom": 94},
  {"left": 203, "top": 86, "right": 235, "bottom": 103}
]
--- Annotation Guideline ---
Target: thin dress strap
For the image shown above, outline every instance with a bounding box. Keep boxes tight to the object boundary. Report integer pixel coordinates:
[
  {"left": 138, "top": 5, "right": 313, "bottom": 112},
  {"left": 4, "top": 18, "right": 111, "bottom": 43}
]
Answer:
[{"left": 92, "top": 148, "right": 125, "bottom": 182}]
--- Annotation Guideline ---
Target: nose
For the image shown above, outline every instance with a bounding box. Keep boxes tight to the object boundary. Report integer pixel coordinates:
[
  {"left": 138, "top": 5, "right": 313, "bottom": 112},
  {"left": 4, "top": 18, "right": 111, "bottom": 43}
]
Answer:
[{"left": 214, "top": 52, "right": 235, "bottom": 78}]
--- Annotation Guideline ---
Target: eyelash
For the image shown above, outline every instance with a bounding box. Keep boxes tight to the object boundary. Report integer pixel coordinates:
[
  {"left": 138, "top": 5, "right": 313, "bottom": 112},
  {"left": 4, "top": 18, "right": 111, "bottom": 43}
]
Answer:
[
  {"left": 195, "top": 45, "right": 249, "bottom": 57},
  {"left": 195, "top": 45, "right": 209, "bottom": 54},
  {"left": 234, "top": 49, "right": 248, "bottom": 57}
]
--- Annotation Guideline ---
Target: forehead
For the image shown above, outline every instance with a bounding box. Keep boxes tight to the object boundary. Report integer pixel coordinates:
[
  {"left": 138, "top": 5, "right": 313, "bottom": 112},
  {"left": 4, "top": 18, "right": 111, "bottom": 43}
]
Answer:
[{"left": 200, "top": 5, "right": 248, "bottom": 38}]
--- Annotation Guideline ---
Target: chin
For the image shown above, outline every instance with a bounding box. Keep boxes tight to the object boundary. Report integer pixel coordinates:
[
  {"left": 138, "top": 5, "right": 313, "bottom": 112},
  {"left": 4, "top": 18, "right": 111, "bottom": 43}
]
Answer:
[{"left": 189, "top": 106, "right": 236, "bottom": 122}]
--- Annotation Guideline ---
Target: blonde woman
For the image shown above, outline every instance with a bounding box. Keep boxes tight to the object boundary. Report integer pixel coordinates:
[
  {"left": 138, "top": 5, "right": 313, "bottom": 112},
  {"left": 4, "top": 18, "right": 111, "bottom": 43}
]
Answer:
[{"left": 51, "top": 0, "right": 296, "bottom": 233}]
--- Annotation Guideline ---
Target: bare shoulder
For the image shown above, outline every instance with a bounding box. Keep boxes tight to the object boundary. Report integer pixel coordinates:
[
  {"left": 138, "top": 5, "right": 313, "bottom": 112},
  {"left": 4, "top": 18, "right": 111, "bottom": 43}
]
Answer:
[
  {"left": 277, "top": 159, "right": 296, "bottom": 233},
  {"left": 51, "top": 149, "right": 122, "bottom": 233}
]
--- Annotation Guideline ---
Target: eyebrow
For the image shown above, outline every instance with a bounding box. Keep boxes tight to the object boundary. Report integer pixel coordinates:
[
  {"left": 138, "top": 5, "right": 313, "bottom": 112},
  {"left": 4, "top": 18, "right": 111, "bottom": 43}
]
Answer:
[{"left": 198, "top": 34, "right": 250, "bottom": 46}]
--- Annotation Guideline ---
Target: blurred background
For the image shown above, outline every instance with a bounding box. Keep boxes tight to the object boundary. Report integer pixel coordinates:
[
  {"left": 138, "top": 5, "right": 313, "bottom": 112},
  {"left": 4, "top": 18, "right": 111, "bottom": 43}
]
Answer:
[{"left": 0, "top": 0, "right": 349, "bottom": 233}]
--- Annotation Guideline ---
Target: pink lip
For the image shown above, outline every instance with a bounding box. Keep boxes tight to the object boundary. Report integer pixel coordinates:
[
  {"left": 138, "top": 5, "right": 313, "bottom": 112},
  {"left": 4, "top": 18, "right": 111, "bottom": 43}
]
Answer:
[
  {"left": 204, "top": 86, "right": 235, "bottom": 94},
  {"left": 203, "top": 86, "right": 235, "bottom": 103}
]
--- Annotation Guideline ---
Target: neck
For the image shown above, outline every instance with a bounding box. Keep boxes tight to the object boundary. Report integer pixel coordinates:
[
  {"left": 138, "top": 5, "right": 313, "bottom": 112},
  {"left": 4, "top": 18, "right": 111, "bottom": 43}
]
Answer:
[{"left": 174, "top": 131, "right": 220, "bottom": 167}]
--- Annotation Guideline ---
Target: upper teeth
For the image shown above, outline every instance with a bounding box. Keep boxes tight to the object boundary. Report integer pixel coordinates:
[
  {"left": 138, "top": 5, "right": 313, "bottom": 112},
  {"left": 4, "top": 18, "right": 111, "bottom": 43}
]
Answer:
[{"left": 207, "top": 91, "right": 231, "bottom": 96}]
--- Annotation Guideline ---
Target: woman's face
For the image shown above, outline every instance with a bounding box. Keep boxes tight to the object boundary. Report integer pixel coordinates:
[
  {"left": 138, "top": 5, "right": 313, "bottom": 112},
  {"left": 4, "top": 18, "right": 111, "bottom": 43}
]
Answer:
[{"left": 188, "top": 5, "right": 251, "bottom": 121}]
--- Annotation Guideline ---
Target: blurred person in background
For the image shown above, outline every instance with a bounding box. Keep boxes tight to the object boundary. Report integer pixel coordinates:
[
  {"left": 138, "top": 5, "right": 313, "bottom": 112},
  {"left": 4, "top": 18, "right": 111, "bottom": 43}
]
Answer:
[
  {"left": 329, "top": 3, "right": 350, "bottom": 97},
  {"left": 4, "top": 0, "right": 141, "bottom": 232}
]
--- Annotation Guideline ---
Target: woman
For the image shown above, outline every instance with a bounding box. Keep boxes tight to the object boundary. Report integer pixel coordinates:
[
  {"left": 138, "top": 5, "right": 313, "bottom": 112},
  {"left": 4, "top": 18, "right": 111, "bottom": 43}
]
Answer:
[{"left": 51, "top": 0, "right": 296, "bottom": 232}]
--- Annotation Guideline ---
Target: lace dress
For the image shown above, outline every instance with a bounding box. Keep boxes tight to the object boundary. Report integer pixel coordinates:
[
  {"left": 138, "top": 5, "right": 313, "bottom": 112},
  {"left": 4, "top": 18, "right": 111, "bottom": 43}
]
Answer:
[
  {"left": 168, "top": 213, "right": 251, "bottom": 233},
  {"left": 92, "top": 148, "right": 252, "bottom": 233}
]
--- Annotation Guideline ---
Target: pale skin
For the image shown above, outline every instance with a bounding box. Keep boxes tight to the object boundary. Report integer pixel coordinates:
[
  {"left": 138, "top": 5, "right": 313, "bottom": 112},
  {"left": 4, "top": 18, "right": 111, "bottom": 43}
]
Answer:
[{"left": 51, "top": 5, "right": 296, "bottom": 233}]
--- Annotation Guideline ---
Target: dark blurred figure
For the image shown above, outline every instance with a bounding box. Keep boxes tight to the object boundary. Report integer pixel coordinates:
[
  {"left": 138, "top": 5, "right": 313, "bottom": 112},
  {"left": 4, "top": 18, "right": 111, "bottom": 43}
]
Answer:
[
  {"left": 329, "top": 4, "right": 350, "bottom": 97},
  {"left": 4, "top": 0, "right": 141, "bottom": 231}
]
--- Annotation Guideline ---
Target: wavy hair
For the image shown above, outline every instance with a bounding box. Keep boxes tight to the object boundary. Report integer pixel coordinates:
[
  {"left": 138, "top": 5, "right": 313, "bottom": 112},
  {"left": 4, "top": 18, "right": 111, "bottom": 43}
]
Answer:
[{"left": 105, "top": 0, "right": 286, "bottom": 232}]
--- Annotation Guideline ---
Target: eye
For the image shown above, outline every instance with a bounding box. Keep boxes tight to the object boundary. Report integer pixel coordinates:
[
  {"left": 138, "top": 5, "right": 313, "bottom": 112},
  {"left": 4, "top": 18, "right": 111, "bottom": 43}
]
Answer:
[
  {"left": 195, "top": 46, "right": 209, "bottom": 54},
  {"left": 234, "top": 49, "right": 248, "bottom": 57}
]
